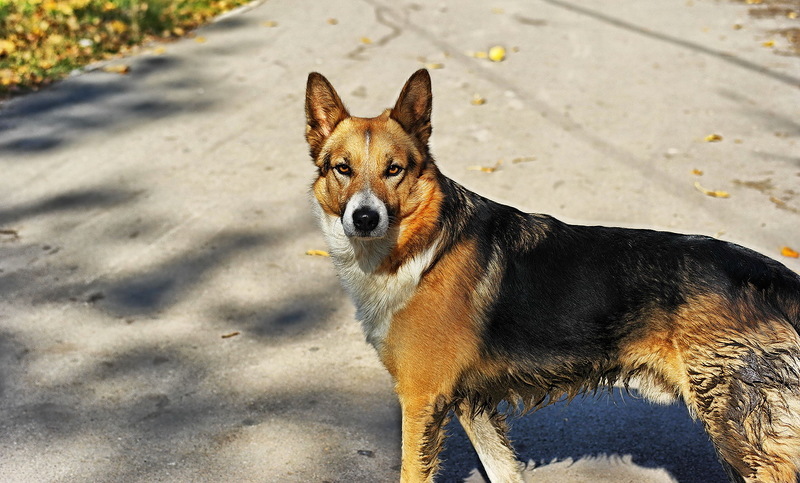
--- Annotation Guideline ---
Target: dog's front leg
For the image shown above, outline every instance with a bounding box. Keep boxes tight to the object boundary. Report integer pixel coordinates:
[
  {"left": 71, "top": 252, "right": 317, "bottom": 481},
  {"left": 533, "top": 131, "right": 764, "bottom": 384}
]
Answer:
[
  {"left": 398, "top": 393, "right": 452, "bottom": 483},
  {"left": 456, "top": 404, "right": 524, "bottom": 483}
]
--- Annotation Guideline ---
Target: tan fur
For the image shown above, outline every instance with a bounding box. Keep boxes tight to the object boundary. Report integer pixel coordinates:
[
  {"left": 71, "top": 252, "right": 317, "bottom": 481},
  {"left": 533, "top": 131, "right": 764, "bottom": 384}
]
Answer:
[
  {"left": 382, "top": 240, "right": 484, "bottom": 480},
  {"left": 620, "top": 294, "right": 800, "bottom": 482}
]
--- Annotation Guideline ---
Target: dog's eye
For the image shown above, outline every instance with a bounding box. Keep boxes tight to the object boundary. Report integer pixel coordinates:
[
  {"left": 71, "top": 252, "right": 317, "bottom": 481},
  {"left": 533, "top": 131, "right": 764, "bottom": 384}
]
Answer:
[
  {"left": 386, "top": 164, "right": 403, "bottom": 177},
  {"left": 334, "top": 164, "right": 352, "bottom": 176}
]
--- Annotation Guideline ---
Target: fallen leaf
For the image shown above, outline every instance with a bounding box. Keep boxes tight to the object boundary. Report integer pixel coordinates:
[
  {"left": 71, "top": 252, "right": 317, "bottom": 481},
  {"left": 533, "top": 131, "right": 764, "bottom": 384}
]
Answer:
[
  {"left": 360, "top": 37, "right": 372, "bottom": 44},
  {"left": 704, "top": 133, "right": 723, "bottom": 142},
  {"left": 770, "top": 196, "right": 786, "bottom": 207},
  {"left": 327, "top": 18, "right": 338, "bottom": 25},
  {"left": 694, "top": 181, "right": 730, "bottom": 198},
  {"left": 468, "top": 51, "right": 489, "bottom": 59},
  {"left": 194, "top": 36, "right": 206, "bottom": 43},
  {"left": 221, "top": 331, "right": 241, "bottom": 339},
  {"left": 153, "top": 46, "right": 166, "bottom": 54},
  {"left": 102, "top": 64, "right": 130, "bottom": 74},
  {"left": 470, "top": 94, "right": 486, "bottom": 105},
  {"left": 762, "top": 40, "right": 775, "bottom": 48},
  {"left": 0, "top": 228, "right": 20, "bottom": 240},
  {"left": 781, "top": 246, "right": 799, "bottom": 258},
  {"left": 691, "top": 169, "right": 704, "bottom": 176},
  {"left": 306, "top": 249, "right": 330, "bottom": 257},
  {"left": 512, "top": 156, "right": 536, "bottom": 164},
  {"left": 468, "top": 160, "right": 502, "bottom": 173},
  {"left": 262, "top": 20, "right": 278, "bottom": 27},
  {"left": 488, "top": 45, "right": 506, "bottom": 62},
  {"left": 424, "top": 62, "right": 444, "bottom": 69},
  {"left": 0, "top": 39, "right": 17, "bottom": 55}
]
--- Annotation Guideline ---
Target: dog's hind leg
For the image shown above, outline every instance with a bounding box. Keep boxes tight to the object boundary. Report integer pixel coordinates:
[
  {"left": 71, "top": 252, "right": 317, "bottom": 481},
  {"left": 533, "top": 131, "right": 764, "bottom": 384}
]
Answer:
[
  {"left": 683, "top": 324, "right": 800, "bottom": 483},
  {"left": 456, "top": 403, "right": 524, "bottom": 483}
]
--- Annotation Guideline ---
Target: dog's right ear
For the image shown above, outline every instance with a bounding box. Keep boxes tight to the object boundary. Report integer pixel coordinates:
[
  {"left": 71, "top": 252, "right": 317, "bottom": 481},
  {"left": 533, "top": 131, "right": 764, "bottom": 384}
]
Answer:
[{"left": 305, "top": 72, "right": 349, "bottom": 161}]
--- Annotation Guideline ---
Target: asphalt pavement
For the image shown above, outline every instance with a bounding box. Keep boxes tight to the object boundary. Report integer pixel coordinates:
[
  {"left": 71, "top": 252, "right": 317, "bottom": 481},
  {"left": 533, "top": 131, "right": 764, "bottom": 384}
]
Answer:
[{"left": 1, "top": 0, "right": 799, "bottom": 481}]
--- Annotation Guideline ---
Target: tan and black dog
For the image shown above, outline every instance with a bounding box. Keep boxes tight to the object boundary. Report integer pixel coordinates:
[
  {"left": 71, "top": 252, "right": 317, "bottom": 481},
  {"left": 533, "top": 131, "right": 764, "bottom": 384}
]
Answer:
[{"left": 304, "top": 69, "right": 800, "bottom": 483}]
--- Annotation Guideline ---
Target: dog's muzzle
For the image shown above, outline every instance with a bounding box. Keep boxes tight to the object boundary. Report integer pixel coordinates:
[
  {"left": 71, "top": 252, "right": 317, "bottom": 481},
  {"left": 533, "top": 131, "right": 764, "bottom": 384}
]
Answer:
[{"left": 342, "top": 190, "right": 389, "bottom": 238}]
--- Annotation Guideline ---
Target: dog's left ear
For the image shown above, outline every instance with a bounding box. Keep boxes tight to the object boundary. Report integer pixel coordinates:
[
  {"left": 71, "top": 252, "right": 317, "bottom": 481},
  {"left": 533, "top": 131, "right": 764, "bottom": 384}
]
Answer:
[
  {"left": 306, "top": 72, "right": 350, "bottom": 160},
  {"left": 391, "top": 69, "right": 432, "bottom": 153}
]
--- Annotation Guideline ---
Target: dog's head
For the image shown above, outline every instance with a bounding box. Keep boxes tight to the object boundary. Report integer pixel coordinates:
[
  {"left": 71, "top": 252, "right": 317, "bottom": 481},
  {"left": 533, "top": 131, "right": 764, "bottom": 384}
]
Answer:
[{"left": 305, "top": 70, "right": 435, "bottom": 240}]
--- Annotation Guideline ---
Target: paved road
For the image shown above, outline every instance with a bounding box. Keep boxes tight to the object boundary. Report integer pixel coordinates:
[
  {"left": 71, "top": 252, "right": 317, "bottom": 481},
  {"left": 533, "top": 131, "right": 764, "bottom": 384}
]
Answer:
[{"left": 1, "top": 0, "right": 798, "bottom": 481}]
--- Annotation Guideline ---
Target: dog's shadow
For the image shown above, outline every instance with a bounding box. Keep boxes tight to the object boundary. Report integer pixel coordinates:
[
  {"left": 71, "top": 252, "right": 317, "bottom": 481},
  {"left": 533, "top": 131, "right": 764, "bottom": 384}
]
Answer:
[{"left": 438, "top": 388, "right": 728, "bottom": 483}]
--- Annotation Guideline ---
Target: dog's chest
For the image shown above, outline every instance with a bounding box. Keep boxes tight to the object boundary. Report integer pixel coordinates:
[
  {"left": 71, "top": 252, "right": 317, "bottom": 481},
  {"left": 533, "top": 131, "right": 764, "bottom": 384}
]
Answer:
[{"left": 317, "top": 212, "right": 436, "bottom": 350}]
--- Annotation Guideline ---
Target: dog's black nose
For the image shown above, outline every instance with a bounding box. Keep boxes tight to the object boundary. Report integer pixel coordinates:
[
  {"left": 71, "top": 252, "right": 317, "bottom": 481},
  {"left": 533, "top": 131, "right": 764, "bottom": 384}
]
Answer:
[{"left": 352, "top": 207, "right": 380, "bottom": 232}]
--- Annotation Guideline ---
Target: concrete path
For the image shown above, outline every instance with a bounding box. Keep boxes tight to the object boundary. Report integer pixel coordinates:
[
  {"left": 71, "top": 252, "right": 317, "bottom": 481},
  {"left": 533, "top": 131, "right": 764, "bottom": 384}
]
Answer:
[{"left": 1, "top": 0, "right": 798, "bottom": 481}]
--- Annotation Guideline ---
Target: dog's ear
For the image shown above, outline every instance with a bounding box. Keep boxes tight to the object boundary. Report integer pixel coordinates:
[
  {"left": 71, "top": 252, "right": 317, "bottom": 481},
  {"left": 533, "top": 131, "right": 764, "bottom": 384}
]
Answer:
[
  {"left": 390, "top": 69, "right": 432, "bottom": 153},
  {"left": 305, "top": 72, "right": 349, "bottom": 160}
]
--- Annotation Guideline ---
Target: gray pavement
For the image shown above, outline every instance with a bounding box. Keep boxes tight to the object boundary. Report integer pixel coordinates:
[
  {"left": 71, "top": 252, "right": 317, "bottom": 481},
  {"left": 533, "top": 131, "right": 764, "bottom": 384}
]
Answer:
[{"left": 1, "top": 0, "right": 799, "bottom": 481}]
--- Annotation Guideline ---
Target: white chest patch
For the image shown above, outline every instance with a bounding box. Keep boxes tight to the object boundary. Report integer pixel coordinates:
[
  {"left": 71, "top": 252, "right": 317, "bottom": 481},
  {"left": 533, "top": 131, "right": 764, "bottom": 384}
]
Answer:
[{"left": 314, "top": 205, "right": 438, "bottom": 350}]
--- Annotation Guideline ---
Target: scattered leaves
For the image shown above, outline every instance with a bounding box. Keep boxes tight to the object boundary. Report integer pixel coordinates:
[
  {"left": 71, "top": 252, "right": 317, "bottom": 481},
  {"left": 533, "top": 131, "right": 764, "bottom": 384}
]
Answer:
[
  {"left": 704, "top": 133, "right": 723, "bottom": 142},
  {"left": 305, "top": 249, "right": 330, "bottom": 257},
  {"left": 221, "top": 331, "right": 241, "bottom": 339},
  {"left": 468, "top": 160, "right": 502, "bottom": 173},
  {"left": 781, "top": 246, "right": 800, "bottom": 258},
  {"left": 694, "top": 181, "right": 730, "bottom": 198},
  {"left": 0, "top": 0, "right": 251, "bottom": 97}
]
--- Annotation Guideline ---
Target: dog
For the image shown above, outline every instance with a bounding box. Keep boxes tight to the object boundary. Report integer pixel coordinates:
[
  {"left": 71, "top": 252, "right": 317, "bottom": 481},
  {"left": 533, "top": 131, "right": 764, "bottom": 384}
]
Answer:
[{"left": 304, "top": 69, "right": 800, "bottom": 483}]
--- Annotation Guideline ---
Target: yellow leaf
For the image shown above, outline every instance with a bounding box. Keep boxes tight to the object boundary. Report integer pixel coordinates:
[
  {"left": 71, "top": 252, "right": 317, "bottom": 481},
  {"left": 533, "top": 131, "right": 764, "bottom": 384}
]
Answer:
[
  {"left": 424, "top": 62, "right": 444, "bottom": 69},
  {"left": 102, "top": 64, "right": 130, "bottom": 74},
  {"left": 781, "top": 246, "right": 799, "bottom": 258},
  {"left": 153, "top": 46, "right": 166, "bottom": 55},
  {"left": 488, "top": 45, "right": 506, "bottom": 62},
  {"left": 0, "top": 39, "right": 16, "bottom": 56},
  {"left": 327, "top": 18, "right": 338, "bottom": 25},
  {"left": 512, "top": 156, "right": 537, "bottom": 164},
  {"left": 262, "top": 20, "right": 278, "bottom": 27},
  {"left": 195, "top": 36, "right": 207, "bottom": 43},
  {"left": 108, "top": 20, "right": 128, "bottom": 34},
  {"left": 360, "top": 37, "right": 372, "bottom": 44},
  {"left": 762, "top": 40, "right": 775, "bottom": 48},
  {"left": 691, "top": 169, "right": 704, "bottom": 176},
  {"left": 469, "top": 51, "right": 488, "bottom": 59},
  {"left": 305, "top": 249, "right": 330, "bottom": 257},
  {"left": 704, "top": 133, "right": 723, "bottom": 142},
  {"left": 470, "top": 94, "right": 486, "bottom": 105},
  {"left": 468, "top": 160, "right": 502, "bottom": 173},
  {"left": 694, "top": 181, "right": 729, "bottom": 198}
]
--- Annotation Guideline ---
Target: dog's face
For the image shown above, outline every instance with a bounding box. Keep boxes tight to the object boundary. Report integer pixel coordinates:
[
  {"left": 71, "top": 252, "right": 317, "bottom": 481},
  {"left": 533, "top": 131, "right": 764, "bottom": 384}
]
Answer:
[{"left": 305, "top": 70, "right": 434, "bottom": 240}]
